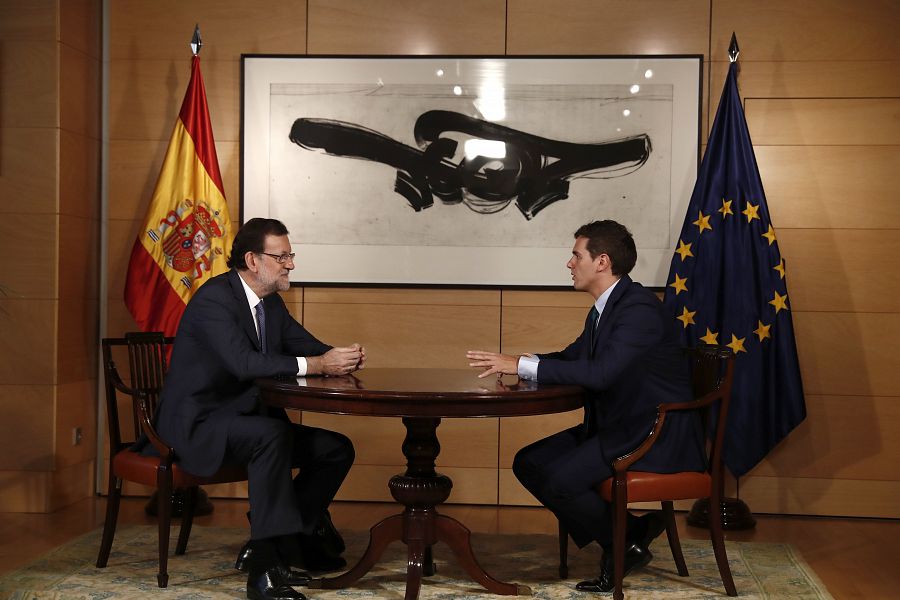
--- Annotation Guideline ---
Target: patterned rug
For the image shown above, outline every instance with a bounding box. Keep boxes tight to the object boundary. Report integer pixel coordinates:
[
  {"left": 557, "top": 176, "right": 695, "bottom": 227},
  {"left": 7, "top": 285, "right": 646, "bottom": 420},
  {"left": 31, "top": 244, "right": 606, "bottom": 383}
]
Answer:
[{"left": 0, "top": 526, "right": 832, "bottom": 599}]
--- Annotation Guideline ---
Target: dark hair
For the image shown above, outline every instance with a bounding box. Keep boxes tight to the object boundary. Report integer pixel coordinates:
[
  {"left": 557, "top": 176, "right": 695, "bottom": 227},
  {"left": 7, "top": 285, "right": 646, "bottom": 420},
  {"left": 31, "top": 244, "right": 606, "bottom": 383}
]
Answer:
[
  {"left": 227, "top": 218, "right": 290, "bottom": 269},
  {"left": 573, "top": 220, "right": 637, "bottom": 276}
]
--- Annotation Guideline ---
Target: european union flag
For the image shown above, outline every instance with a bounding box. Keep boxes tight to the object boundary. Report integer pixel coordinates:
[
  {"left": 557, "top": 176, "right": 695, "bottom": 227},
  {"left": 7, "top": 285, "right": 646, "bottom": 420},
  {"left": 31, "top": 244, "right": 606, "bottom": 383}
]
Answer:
[{"left": 663, "top": 61, "right": 806, "bottom": 477}]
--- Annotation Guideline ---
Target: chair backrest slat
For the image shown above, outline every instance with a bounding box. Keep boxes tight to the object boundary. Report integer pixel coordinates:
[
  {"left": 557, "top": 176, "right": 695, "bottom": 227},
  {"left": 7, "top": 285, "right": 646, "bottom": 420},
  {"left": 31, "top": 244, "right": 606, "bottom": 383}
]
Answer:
[{"left": 686, "top": 344, "right": 735, "bottom": 481}]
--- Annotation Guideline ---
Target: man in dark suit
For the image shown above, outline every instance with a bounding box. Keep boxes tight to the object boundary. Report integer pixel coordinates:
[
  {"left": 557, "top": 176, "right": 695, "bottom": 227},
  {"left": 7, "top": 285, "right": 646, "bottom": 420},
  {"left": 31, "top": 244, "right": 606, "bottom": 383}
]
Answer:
[
  {"left": 155, "top": 218, "right": 365, "bottom": 600},
  {"left": 467, "top": 220, "right": 704, "bottom": 593}
]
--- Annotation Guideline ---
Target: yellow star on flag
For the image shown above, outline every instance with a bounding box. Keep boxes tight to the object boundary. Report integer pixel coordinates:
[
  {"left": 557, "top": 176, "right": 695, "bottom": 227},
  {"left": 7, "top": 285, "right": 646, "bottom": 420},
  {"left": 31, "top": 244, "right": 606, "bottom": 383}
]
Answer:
[
  {"left": 769, "top": 290, "right": 789, "bottom": 313},
  {"left": 774, "top": 258, "right": 786, "bottom": 279},
  {"left": 674, "top": 240, "right": 693, "bottom": 261},
  {"left": 719, "top": 199, "right": 734, "bottom": 217},
  {"left": 699, "top": 328, "right": 719, "bottom": 345},
  {"left": 669, "top": 273, "right": 688, "bottom": 295},
  {"left": 693, "top": 211, "right": 712, "bottom": 234},
  {"left": 762, "top": 224, "right": 777, "bottom": 245},
  {"left": 676, "top": 306, "right": 696, "bottom": 328},
  {"left": 726, "top": 333, "right": 747, "bottom": 354},
  {"left": 753, "top": 320, "right": 771, "bottom": 341},
  {"left": 742, "top": 202, "right": 760, "bottom": 223}
]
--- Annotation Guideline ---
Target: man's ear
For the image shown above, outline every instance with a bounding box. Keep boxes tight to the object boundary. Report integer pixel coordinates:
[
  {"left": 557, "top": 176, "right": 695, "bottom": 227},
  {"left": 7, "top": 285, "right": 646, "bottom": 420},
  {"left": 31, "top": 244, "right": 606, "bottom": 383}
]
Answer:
[
  {"left": 244, "top": 251, "right": 260, "bottom": 273},
  {"left": 595, "top": 253, "right": 611, "bottom": 272}
]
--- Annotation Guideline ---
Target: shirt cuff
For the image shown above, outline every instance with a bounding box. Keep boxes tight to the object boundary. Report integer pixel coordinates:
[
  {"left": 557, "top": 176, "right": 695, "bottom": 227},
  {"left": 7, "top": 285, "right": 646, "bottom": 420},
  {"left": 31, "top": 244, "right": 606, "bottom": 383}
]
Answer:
[
  {"left": 296, "top": 357, "right": 308, "bottom": 376},
  {"left": 518, "top": 355, "right": 539, "bottom": 381}
]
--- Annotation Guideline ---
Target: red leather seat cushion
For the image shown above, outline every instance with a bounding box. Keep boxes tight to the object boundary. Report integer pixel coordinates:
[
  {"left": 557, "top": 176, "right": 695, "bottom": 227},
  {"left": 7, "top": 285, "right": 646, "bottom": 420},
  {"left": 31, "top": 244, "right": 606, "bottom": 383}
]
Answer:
[
  {"left": 598, "top": 471, "right": 711, "bottom": 503},
  {"left": 112, "top": 450, "right": 247, "bottom": 488}
]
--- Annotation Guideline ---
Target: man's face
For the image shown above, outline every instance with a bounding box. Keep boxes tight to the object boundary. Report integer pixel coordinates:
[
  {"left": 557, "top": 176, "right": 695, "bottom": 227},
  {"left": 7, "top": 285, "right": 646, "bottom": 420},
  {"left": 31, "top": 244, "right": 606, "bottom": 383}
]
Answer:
[
  {"left": 566, "top": 236, "right": 603, "bottom": 293},
  {"left": 256, "top": 234, "right": 294, "bottom": 295}
]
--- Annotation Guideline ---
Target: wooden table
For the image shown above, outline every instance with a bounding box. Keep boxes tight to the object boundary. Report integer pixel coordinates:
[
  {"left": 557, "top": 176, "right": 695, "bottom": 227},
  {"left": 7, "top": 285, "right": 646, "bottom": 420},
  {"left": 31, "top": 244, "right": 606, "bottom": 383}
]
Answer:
[{"left": 257, "top": 368, "right": 583, "bottom": 600}]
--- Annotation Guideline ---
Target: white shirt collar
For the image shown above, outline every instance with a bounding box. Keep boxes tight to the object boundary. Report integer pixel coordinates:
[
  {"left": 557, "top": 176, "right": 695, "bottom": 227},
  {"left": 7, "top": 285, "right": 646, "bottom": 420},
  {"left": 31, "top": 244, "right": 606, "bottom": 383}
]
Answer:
[
  {"left": 236, "top": 271, "right": 262, "bottom": 311},
  {"left": 594, "top": 277, "right": 621, "bottom": 318}
]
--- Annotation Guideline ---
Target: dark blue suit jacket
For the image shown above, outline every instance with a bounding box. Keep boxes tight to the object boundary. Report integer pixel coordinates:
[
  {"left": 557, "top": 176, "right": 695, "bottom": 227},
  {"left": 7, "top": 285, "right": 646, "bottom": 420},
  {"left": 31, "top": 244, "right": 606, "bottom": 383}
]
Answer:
[
  {"left": 154, "top": 269, "right": 331, "bottom": 477},
  {"left": 536, "top": 275, "right": 705, "bottom": 474}
]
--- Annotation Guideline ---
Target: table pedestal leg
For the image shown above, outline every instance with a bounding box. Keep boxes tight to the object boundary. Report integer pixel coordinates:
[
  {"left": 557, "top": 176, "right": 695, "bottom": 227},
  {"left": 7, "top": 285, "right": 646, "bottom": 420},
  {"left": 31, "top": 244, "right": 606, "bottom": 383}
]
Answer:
[{"left": 314, "top": 417, "right": 527, "bottom": 599}]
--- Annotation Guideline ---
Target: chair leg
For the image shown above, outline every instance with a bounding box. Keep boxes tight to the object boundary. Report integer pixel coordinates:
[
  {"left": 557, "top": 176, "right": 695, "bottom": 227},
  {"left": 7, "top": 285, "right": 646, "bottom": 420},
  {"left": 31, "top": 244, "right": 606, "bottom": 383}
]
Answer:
[
  {"left": 708, "top": 496, "right": 737, "bottom": 596},
  {"left": 558, "top": 520, "right": 569, "bottom": 579},
  {"left": 612, "top": 482, "right": 628, "bottom": 600},
  {"left": 96, "top": 476, "right": 123, "bottom": 568},
  {"left": 662, "top": 501, "right": 688, "bottom": 576},
  {"left": 176, "top": 486, "right": 198, "bottom": 555},
  {"left": 156, "top": 471, "right": 173, "bottom": 588}
]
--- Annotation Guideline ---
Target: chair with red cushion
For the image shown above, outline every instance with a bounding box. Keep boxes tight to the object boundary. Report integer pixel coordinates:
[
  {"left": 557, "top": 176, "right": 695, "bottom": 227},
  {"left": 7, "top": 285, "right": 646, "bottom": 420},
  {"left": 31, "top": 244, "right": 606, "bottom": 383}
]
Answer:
[
  {"left": 558, "top": 344, "right": 738, "bottom": 599},
  {"left": 96, "top": 332, "right": 247, "bottom": 588}
]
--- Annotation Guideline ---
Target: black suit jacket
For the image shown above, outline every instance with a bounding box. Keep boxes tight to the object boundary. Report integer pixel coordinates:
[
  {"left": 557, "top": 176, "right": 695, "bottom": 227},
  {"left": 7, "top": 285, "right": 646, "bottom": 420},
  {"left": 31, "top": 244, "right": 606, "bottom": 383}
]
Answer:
[
  {"left": 536, "top": 275, "right": 705, "bottom": 473},
  {"left": 154, "top": 269, "right": 331, "bottom": 477}
]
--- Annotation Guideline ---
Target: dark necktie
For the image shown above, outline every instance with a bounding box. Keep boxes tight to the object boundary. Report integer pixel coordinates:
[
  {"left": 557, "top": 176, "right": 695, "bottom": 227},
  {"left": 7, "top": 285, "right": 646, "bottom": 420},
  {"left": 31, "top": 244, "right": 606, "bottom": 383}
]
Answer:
[
  {"left": 255, "top": 301, "right": 267, "bottom": 354},
  {"left": 588, "top": 305, "right": 600, "bottom": 353}
]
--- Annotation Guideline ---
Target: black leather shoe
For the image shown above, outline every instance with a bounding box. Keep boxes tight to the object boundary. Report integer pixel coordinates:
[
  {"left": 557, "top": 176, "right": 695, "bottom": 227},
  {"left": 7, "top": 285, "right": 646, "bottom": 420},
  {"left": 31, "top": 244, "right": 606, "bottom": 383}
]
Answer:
[
  {"left": 236, "top": 542, "right": 311, "bottom": 586},
  {"left": 316, "top": 509, "right": 346, "bottom": 556},
  {"left": 297, "top": 545, "right": 347, "bottom": 572},
  {"left": 575, "top": 544, "right": 653, "bottom": 593},
  {"left": 246, "top": 567, "right": 307, "bottom": 600}
]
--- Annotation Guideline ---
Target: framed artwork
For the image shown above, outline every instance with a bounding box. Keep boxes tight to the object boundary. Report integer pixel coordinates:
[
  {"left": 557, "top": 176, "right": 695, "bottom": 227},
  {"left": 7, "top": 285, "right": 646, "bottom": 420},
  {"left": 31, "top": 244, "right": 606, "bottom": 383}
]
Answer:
[{"left": 242, "top": 55, "right": 701, "bottom": 287}]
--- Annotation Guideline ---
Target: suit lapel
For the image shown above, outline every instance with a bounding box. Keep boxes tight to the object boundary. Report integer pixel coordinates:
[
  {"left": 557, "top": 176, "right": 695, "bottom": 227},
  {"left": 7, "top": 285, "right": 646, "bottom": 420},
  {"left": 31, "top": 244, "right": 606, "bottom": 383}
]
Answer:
[
  {"left": 591, "top": 275, "right": 632, "bottom": 353},
  {"left": 228, "top": 270, "right": 264, "bottom": 352}
]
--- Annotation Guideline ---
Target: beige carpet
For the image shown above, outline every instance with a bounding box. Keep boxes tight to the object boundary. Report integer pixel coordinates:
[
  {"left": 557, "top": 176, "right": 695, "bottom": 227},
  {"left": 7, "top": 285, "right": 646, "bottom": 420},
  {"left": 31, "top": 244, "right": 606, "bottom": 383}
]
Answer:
[{"left": 0, "top": 526, "right": 832, "bottom": 599}]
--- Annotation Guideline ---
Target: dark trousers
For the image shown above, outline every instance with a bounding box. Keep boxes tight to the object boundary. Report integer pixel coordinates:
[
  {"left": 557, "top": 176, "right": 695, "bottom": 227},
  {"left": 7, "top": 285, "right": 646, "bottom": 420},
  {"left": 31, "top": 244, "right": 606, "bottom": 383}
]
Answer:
[
  {"left": 224, "top": 415, "right": 355, "bottom": 540},
  {"left": 514, "top": 425, "right": 636, "bottom": 549}
]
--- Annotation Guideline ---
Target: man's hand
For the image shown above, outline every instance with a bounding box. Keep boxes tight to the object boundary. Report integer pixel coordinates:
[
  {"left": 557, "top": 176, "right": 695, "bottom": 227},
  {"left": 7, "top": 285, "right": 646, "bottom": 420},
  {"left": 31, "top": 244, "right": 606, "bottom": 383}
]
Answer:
[
  {"left": 466, "top": 350, "right": 519, "bottom": 379},
  {"left": 311, "top": 344, "right": 365, "bottom": 376}
]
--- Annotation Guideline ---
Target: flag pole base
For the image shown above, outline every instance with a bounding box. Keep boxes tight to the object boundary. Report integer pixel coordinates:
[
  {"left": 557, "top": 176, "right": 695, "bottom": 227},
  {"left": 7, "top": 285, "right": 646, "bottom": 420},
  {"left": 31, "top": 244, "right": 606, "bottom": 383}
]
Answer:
[{"left": 686, "top": 497, "right": 756, "bottom": 530}]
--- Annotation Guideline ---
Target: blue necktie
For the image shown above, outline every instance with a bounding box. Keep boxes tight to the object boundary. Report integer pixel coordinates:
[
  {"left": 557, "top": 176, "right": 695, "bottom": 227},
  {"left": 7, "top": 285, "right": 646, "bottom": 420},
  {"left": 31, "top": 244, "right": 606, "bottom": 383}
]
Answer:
[{"left": 255, "top": 302, "right": 267, "bottom": 354}]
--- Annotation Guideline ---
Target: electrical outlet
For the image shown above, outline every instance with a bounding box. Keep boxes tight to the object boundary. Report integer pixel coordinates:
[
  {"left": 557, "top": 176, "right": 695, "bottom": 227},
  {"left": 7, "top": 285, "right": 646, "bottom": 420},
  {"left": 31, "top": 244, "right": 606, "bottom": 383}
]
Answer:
[{"left": 72, "top": 427, "right": 83, "bottom": 446}]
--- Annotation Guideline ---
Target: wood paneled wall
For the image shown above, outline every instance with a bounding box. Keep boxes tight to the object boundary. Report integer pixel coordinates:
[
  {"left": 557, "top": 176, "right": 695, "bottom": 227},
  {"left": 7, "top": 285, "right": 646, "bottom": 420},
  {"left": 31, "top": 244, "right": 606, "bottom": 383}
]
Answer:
[
  {"left": 10, "top": 0, "right": 896, "bottom": 515},
  {"left": 0, "top": 0, "right": 102, "bottom": 512}
]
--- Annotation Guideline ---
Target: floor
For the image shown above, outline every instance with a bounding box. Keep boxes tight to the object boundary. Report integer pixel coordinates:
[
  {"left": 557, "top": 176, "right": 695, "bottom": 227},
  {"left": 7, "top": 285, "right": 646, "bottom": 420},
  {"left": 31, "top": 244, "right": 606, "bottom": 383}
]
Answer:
[{"left": 0, "top": 496, "right": 897, "bottom": 599}]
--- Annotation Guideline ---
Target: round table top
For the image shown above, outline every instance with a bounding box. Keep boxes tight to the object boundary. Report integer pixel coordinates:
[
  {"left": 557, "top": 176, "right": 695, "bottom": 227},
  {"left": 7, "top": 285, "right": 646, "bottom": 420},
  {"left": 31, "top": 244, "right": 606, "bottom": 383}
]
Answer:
[{"left": 256, "top": 367, "right": 584, "bottom": 418}]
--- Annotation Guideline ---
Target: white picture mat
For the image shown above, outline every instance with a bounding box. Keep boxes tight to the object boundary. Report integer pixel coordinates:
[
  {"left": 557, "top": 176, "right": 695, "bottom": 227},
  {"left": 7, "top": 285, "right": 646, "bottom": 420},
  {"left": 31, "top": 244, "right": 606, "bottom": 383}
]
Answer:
[{"left": 242, "top": 56, "right": 700, "bottom": 286}]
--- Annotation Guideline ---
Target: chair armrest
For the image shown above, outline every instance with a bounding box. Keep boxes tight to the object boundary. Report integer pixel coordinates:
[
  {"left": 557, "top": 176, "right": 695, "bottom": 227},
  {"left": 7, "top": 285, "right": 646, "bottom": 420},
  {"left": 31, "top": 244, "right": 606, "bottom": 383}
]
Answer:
[
  {"left": 133, "top": 389, "right": 176, "bottom": 464},
  {"left": 611, "top": 387, "right": 722, "bottom": 474}
]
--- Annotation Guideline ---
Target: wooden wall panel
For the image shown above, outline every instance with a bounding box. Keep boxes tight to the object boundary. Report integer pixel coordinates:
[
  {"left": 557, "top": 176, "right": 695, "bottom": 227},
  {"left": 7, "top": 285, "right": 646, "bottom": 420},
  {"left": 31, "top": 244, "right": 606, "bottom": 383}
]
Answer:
[
  {"left": 60, "top": 42, "right": 100, "bottom": 138},
  {"left": 0, "top": 213, "right": 57, "bottom": 298},
  {"left": 711, "top": 0, "right": 900, "bottom": 61},
  {"left": 54, "top": 380, "right": 97, "bottom": 469},
  {"left": 0, "top": 129, "right": 58, "bottom": 215},
  {"left": 794, "top": 312, "right": 900, "bottom": 397},
  {"left": 501, "top": 306, "right": 590, "bottom": 355},
  {"left": 740, "top": 476, "right": 900, "bottom": 518},
  {"left": 507, "top": 0, "right": 709, "bottom": 56},
  {"left": 0, "top": 300, "right": 56, "bottom": 385},
  {"left": 0, "top": 470, "right": 53, "bottom": 512},
  {"left": 108, "top": 59, "right": 239, "bottom": 142},
  {"left": 337, "top": 464, "right": 496, "bottom": 504},
  {"left": 0, "top": 0, "right": 57, "bottom": 40},
  {"left": 710, "top": 61, "right": 900, "bottom": 100},
  {"left": 303, "top": 303, "right": 500, "bottom": 369},
  {"left": 0, "top": 385, "right": 54, "bottom": 471},
  {"left": 306, "top": 287, "right": 498, "bottom": 306},
  {"left": 107, "top": 140, "right": 240, "bottom": 223},
  {"left": 59, "top": 131, "right": 100, "bottom": 218},
  {"left": 109, "top": 0, "right": 308, "bottom": 60},
  {"left": 0, "top": 42, "right": 57, "bottom": 128},
  {"left": 752, "top": 395, "right": 899, "bottom": 481},
  {"left": 48, "top": 459, "right": 95, "bottom": 512},
  {"left": 777, "top": 229, "right": 900, "bottom": 313},
  {"left": 60, "top": 0, "right": 101, "bottom": 59},
  {"left": 746, "top": 98, "right": 900, "bottom": 146},
  {"left": 308, "top": 0, "right": 506, "bottom": 55},
  {"left": 758, "top": 146, "right": 900, "bottom": 230}
]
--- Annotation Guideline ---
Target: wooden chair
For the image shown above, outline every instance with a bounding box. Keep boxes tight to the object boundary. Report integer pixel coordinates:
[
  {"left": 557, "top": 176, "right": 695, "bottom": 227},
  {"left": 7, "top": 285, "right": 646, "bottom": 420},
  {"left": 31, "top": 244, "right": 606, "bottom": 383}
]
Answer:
[
  {"left": 558, "top": 344, "right": 738, "bottom": 599},
  {"left": 96, "top": 332, "right": 247, "bottom": 588}
]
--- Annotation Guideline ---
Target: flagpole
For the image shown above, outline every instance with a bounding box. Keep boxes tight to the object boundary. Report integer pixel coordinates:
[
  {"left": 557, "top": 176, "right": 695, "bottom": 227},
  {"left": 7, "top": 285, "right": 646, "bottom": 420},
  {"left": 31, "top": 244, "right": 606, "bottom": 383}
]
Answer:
[
  {"left": 686, "top": 33, "right": 756, "bottom": 531},
  {"left": 144, "top": 24, "right": 216, "bottom": 520}
]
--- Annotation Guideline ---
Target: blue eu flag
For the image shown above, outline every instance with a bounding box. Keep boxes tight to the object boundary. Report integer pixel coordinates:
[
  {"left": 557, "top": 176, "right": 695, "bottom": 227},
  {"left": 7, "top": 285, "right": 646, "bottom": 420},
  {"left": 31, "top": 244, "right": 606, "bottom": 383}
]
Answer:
[{"left": 663, "top": 62, "right": 806, "bottom": 477}]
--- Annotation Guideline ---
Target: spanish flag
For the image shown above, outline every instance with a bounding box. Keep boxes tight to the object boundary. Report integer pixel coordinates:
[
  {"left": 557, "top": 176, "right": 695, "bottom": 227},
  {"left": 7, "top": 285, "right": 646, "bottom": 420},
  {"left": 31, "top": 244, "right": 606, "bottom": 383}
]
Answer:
[{"left": 124, "top": 55, "right": 233, "bottom": 336}]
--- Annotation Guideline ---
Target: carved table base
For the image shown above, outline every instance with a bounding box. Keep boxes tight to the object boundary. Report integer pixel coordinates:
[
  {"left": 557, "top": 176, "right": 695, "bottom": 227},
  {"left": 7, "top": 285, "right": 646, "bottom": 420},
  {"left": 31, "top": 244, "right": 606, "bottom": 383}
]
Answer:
[{"left": 311, "top": 417, "right": 530, "bottom": 600}]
